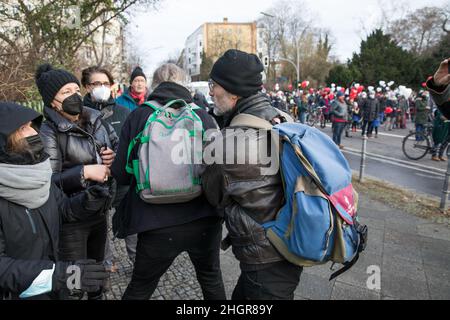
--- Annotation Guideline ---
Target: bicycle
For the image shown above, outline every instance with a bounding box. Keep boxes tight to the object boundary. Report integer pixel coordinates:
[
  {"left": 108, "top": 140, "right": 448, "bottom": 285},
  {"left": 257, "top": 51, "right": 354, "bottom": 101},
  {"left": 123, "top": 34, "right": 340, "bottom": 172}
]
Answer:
[
  {"left": 402, "top": 123, "right": 435, "bottom": 160},
  {"left": 306, "top": 106, "right": 326, "bottom": 128}
]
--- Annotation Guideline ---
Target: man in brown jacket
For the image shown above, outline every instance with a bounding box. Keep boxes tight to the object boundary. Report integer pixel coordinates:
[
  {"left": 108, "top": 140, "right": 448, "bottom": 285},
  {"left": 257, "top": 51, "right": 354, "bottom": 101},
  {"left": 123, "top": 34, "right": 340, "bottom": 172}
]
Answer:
[{"left": 202, "top": 49, "right": 302, "bottom": 300}]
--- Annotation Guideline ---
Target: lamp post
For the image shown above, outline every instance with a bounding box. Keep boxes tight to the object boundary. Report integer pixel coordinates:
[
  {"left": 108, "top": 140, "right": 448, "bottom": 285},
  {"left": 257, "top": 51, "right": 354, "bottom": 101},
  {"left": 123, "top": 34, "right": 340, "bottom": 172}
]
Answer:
[{"left": 260, "top": 12, "right": 302, "bottom": 86}]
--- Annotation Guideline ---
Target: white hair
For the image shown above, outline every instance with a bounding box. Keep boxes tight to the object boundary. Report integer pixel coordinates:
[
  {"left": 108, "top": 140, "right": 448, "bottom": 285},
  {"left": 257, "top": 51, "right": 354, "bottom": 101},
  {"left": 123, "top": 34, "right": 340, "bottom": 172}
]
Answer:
[{"left": 151, "top": 63, "right": 188, "bottom": 89}]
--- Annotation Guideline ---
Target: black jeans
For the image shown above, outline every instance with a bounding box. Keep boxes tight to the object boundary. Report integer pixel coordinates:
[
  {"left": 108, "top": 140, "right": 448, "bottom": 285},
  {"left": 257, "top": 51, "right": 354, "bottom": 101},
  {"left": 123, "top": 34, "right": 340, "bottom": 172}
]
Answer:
[
  {"left": 59, "top": 217, "right": 107, "bottom": 300},
  {"left": 122, "top": 217, "right": 226, "bottom": 300},
  {"left": 361, "top": 120, "right": 374, "bottom": 136},
  {"left": 232, "top": 260, "right": 302, "bottom": 300}
]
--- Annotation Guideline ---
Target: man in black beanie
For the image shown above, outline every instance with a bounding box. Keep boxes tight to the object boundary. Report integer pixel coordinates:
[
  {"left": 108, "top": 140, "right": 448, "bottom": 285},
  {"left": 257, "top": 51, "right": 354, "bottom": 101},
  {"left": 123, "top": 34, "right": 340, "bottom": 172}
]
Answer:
[
  {"left": 202, "top": 49, "right": 302, "bottom": 300},
  {"left": 116, "top": 66, "right": 149, "bottom": 111}
]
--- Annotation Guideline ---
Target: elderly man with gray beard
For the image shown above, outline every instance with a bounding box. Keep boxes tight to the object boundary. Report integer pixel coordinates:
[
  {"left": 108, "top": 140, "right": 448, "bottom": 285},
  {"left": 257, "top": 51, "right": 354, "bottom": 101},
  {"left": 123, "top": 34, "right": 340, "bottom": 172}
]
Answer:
[{"left": 202, "top": 49, "right": 302, "bottom": 300}]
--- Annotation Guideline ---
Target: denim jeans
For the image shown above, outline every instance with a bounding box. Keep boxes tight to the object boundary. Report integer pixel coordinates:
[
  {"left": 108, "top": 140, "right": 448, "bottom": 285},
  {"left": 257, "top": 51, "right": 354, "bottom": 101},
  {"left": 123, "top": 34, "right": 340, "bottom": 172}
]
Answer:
[{"left": 332, "top": 122, "right": 346, "bottom": 145}]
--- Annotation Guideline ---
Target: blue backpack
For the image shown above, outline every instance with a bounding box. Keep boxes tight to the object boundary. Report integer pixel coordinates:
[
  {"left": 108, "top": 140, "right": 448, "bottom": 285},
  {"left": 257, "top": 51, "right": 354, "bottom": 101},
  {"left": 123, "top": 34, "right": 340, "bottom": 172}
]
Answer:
[{"left": 230, "top": 115, "right": 368, "bottom": 280}]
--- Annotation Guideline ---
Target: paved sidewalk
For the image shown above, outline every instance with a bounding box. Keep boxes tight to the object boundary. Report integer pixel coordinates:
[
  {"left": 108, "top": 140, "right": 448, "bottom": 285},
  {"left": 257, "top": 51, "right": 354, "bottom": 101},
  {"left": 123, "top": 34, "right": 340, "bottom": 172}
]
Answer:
[{"left": 106, "top": 194, "right": 450, "bottom": 300}]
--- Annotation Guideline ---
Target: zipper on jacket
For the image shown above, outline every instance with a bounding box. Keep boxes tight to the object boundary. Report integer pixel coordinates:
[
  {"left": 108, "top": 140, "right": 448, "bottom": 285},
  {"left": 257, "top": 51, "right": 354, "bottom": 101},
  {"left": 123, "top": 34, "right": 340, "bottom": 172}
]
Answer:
[{"left": 25, "top": 209, "right": 37, "bottom": 235}]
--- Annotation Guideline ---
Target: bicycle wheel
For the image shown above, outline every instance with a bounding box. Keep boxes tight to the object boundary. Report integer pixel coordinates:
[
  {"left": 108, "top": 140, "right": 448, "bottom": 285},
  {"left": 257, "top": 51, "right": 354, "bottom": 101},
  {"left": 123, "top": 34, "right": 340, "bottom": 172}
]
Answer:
[
  {"left": 320, "top": 113, "right": 326, "bottom": 128},
  {"left": 307, "top": 113, "right": 316, "bottom": 127},
  {"left": 402, "top": 132, "right": 431, "bottom": 160}
]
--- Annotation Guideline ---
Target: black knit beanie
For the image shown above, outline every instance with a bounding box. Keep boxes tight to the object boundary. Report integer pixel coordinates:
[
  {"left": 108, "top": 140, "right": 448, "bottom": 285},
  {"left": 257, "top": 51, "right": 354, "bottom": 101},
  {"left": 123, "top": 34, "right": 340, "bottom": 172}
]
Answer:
[
  {"left": 210, "top": 49, "right": 264, "bottom": 98},
  {"left": 130, "top": 66, "right": 147, "bottom": 84},
  {"left": 35, "top": 63, "right": 80, "bottom": 106}
]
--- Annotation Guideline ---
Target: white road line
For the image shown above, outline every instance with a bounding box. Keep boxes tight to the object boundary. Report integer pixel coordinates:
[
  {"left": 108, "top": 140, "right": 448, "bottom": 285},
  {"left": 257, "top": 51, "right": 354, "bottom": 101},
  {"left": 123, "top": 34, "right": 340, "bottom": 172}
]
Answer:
[
  {"left": 415, "top": 173, "right": 444, "bottom": 180},
  {"left": 343, "top": 149, "right": 445, "bottom": 177},
  {"left": 344, "top": 147, "right": 446, "bottom": 174}
]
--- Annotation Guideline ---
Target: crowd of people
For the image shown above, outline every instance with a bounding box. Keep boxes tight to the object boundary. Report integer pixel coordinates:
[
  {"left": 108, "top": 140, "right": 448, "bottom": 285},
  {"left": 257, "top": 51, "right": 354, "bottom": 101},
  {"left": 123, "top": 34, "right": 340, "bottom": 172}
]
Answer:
[
  {"left": 0, "top": 49, "right": 448, "bottom": 301},
  {"left": 266, "top": 83, "right": 441, "bottom": 158}
]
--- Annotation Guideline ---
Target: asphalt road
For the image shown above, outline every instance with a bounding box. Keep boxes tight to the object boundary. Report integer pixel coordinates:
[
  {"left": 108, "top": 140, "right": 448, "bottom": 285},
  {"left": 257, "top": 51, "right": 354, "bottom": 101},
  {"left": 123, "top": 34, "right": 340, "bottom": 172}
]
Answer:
[{"left": 317, "top": 122, "right": 448, "bottom": 198}]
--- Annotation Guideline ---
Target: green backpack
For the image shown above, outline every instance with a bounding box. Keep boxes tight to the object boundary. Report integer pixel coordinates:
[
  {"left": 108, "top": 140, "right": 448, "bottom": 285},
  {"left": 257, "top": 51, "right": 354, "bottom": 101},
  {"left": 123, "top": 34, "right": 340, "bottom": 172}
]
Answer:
[{"left": 126, "top": 99, "right": 204, "bottom": 204}]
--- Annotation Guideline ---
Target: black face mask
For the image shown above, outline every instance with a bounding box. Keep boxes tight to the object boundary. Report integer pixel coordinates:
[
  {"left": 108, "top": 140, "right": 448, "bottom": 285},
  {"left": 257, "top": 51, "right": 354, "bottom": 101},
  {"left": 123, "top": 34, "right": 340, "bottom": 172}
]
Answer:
[
  {"left": 25, "top": 135, "right": 45, "bottom": 159},
  {"left": 58, "top": 93, "right": 83, "bottom": 116},
  {"left": 0, "top": 134, "right": 47, "bottom": 165}
]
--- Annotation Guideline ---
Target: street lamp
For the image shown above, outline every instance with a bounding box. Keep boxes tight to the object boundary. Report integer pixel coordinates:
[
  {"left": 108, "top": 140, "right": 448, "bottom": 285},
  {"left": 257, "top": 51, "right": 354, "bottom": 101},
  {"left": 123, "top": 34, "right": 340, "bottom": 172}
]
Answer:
[{"left": 260, "top": 12, "right": 275, "bottom": 18}]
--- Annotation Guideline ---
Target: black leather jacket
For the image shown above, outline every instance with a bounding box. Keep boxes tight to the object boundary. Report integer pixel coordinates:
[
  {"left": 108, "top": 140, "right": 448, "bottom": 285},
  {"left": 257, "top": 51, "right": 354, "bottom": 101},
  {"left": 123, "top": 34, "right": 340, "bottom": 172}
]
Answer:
[
  {"left": 203, "top": 93, "right": 285, "bottom": 267},
  {"left": 40, "top": 106, "right": 119, "bottom": 196}
]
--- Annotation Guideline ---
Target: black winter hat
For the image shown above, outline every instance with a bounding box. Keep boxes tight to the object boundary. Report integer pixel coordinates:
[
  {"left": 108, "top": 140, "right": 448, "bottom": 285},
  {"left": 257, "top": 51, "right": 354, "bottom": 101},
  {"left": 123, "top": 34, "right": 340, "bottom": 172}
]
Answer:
[
  {"left": 210, "top": 49, "right": 264, "bottom": 98},
  {"left": 35, "top": 63, "right": 80, "bottom": 106},
  {"left": 130, "top": 66, "right": 147, "bottom": 84},
  {"left": 0, "top": 102, "right": 43, "bottom": 151}
]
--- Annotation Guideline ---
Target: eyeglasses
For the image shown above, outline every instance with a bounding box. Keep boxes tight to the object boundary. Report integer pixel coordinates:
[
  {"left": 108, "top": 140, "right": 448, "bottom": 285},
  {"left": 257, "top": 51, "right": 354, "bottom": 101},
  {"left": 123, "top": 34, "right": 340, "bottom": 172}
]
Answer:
[
  {"left": 89, "top": 81, "right": 111, "bottom": 87},
  {"left": 208, "top": 79, "right": 215, "bottom": 91}
]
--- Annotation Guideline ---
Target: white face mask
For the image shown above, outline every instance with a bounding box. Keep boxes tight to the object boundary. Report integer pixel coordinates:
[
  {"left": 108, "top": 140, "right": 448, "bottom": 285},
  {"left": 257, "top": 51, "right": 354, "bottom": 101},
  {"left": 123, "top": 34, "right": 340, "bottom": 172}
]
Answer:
[{"left": 92, "top": 86, "right": 111, "bottom": 102}]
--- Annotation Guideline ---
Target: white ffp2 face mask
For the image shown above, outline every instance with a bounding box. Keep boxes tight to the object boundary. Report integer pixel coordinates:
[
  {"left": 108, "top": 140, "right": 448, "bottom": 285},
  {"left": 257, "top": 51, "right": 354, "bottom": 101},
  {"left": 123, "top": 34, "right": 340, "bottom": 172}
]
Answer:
[{"left": 92, "top": 86, "right": 111, "bottom": 102}]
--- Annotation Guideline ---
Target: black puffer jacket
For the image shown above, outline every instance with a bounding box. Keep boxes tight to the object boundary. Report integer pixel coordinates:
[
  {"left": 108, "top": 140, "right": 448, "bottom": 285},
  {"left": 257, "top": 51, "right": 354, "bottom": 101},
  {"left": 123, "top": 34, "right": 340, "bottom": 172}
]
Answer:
[
  {"left": 0, "top": 183, "right": 106, "bottom": 299},
  {"left": 40, "top": 106, "right": 119, "bottom": 196},
  {"left": 202, "top": 93, "right": 285, "bottom": 268}
]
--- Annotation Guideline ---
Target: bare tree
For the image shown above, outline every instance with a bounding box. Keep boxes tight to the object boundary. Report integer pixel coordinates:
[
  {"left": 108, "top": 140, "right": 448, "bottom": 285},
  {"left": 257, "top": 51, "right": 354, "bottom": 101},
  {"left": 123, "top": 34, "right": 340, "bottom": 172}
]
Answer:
[
  {"left": 0, "top": 0, "right": 162, "bottom": 100},
  {"left": 387, "top": 6, "right": 447, "bottom": 55},
  {"left": 258, "top": 0, "right": 334, "bottom": 87}
]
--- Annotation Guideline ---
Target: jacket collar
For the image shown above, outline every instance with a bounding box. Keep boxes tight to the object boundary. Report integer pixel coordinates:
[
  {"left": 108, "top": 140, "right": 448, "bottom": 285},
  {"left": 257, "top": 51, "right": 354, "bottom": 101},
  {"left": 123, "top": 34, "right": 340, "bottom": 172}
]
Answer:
[
  {"left": 83, "top": 94, "right": 116, "bottom": 111},
  {"left": 43, "top": 106, "right": 101, "bottom": 133},
  {"left": 225, "top": 93, "right": 279, "bottom": 127}
]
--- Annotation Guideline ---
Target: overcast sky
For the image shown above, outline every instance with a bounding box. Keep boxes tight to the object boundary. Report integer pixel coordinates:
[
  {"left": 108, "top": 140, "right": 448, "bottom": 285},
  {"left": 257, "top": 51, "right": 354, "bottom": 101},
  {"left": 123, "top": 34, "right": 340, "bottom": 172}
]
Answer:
[{"left": 128, "top": 0, "right": 449, "bottom": 77}]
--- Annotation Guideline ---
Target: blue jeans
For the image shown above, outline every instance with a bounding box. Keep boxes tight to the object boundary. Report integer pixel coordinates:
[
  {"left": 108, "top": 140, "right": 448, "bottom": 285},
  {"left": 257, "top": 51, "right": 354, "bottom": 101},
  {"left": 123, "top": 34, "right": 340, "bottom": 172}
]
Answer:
[
  {"left": 333, "top": 122, "right": 346, "bottom": 145},
  {"left": 299, "top": 112, "right": 307, "bottom": 124},
  {"left": 416, "top": 124, "right": 424, "bottom": 141}
]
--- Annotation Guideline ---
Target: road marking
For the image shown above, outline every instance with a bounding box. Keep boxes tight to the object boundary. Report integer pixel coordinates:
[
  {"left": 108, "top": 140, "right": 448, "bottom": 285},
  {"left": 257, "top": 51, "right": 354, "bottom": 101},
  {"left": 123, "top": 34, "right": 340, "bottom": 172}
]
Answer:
[
  {"left": 343, "top": 149, "right": 445, "bottom": 177},
  {"left": 415, "top": 173, "right": 444, "bottom": 180},
  {"left": 344, "top": 147, "right": 446, "bottom": 174}
]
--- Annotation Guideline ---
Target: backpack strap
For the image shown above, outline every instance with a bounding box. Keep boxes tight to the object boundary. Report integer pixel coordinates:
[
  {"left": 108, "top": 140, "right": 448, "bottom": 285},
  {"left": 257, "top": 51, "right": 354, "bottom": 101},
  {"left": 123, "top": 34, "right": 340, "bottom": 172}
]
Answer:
[
  {"left": 142, "top": 100, "right": 163, "bottom": 111},
  {"left": 230, "top": 113, "right": 274, "bottom": 130},
  {"left": 329, "top": 252, "right": 361, "bottom": 281}
]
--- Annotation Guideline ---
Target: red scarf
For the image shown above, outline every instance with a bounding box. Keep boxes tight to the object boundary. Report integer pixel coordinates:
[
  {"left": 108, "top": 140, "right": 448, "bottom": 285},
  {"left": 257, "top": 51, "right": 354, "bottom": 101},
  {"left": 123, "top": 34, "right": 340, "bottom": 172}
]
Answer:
[{"left": 129, "top": 88, "right": 147, "bottom": 106}]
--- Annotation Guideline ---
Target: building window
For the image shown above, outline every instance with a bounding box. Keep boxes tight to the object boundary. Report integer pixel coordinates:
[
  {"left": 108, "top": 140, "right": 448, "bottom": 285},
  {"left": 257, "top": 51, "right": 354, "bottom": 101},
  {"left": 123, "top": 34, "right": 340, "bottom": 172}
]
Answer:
[
  {"left": 199, "top": 41, "right": 202, "bottom": 47},
  {"left": 189, "top": 58, "right": 191, "bottom": 64}
]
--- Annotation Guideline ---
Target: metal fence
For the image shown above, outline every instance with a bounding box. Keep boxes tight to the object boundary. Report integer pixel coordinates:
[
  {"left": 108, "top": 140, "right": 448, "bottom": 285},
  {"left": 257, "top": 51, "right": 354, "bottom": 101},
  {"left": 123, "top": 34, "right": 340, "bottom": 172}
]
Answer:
[{"left": 18, "top": 101, "right": 44, "bottom": 114}]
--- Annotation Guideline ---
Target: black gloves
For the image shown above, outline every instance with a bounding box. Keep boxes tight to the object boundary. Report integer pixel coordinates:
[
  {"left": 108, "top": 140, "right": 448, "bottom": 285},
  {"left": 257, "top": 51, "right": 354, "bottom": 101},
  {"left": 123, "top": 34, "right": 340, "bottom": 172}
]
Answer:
[
  {"left": 83, "top": 184, "right": 112, "bottom": 213},
  {"left": 53, "top": 260, "right": 109, "bottom": 293}
]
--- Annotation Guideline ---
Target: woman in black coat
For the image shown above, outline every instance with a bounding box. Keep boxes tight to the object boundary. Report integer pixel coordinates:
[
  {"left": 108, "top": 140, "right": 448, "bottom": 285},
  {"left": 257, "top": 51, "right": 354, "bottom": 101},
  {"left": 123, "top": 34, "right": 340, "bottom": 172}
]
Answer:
[
  {"left": 36, "top": 64, "right": 118, "bottom": 300},
  {"left": 81, "top": 66, "right": 132, "bottom": 270},
  {"left": 0, "top": 102, "right": 108, "bottom": 300}
]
